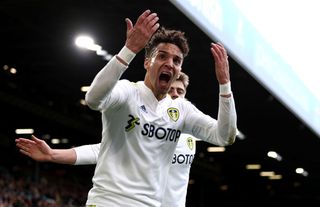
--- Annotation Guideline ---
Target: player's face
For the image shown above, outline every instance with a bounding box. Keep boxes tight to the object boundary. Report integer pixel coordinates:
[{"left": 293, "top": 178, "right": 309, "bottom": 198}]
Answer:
[
  {"left": 168, "top": 80, "right": 186, "bottom": 100},
  {"left": 144, "top": 43, "right": 183, "bottom": 99}
]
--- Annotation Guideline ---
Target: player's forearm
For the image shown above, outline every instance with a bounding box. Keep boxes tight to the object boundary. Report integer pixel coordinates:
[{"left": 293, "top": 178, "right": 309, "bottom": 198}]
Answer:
[
  {"left": 208, "top": 81, "right": 236, "bottom": 146},
  {"left": 187, "top": 82, "right": 237, "bottom": 146},
  {"left": 50, "top": 148, "right": 77, "bottom": 165},
  {"left": 85, "top": 47, "right": 135, "bottom": 110},
  {"left": 216, "top": 93, "right": 237, "bottom": 145}
]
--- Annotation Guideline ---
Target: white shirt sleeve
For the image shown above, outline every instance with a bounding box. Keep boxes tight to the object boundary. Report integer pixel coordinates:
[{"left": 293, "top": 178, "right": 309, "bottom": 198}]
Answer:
[
  {"left": 85, "top": 54, "right": 128, "bottom": 111},
  {"left": 74, "top": 143, "right": 101, "bottom": 165},
  {"left": 184, "top": 93, "right": 237, "bottom": 146}
]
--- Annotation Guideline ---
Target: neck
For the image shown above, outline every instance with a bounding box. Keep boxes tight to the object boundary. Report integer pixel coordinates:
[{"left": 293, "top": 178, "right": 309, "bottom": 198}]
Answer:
[{"left": 144, "top": 79, "right": 167, "bottom": 101}]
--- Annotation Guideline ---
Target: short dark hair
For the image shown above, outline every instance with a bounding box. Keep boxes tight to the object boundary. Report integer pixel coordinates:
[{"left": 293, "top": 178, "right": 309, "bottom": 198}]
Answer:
[{"left": 145, "top": 27, "right": 189, "bottom": 58}]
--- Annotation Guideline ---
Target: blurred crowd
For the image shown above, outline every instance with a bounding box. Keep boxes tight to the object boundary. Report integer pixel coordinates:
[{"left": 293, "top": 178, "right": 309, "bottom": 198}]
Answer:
[{"left": 0, "top": 164, "right": 91, "bottom": 207}]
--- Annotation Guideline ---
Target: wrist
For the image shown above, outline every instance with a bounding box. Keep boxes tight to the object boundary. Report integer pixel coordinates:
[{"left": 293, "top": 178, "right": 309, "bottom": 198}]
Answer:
[
  {"left": 49, "top": 149, "right": 56, "bottom": 162},
  {"left": 116, "top": 46, "right": 136, "bottom": 66},
  {"left": 219, "top": 81, "right": 232, "bottom": 96}
]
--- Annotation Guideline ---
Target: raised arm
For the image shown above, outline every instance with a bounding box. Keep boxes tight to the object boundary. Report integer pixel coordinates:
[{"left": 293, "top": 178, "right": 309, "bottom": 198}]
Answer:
[
  {"left": 85, "top": 10, "right": 159, "bottom": 110},
  {"left": 185, "top": 43, "right": 237, "bottom": 146},
  {"left": 211, "top": 43, "right": 229, "bottom": 82},
  {"left": 211, "top": 43, "right": 237, "bottom": 145}
]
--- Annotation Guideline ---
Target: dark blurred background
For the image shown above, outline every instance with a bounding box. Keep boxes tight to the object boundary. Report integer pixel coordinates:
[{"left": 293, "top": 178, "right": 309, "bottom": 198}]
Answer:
[{"left": 1, "top": 0, "right": 320, "bottom": 206}]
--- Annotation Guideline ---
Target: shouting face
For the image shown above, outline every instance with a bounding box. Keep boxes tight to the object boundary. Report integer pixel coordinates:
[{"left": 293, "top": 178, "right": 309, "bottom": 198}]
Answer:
[{"left": 144, "top": 43, "right": 183, "bottom": 100}]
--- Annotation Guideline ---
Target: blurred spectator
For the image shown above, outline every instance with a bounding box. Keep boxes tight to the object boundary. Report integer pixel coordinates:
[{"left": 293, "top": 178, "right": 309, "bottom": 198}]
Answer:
[{"left": 0, "top": 164, "right": 90, "bottom": 207}]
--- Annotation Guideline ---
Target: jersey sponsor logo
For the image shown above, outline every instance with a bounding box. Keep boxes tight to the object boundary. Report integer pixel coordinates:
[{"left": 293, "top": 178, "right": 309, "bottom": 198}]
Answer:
[
  {"left": 167, "top": 107, "right": 179, "bottom": 122},
  {"left": 187, "top": 137, "right": 194, "bottom": 150},
  {"left": 125, "top": 114, "right": 140, "bottom": 132},
  {"left": 141, "top": 123, "right": 181, "bottom": 143},
  {"left": 172, "top": 153, "right": 194, "bottom": 165}
]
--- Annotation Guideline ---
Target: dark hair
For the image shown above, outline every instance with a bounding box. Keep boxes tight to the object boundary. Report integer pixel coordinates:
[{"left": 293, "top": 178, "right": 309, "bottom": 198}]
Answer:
[{"left": 145, "top": 27, "right": 189, "bottom": 58}]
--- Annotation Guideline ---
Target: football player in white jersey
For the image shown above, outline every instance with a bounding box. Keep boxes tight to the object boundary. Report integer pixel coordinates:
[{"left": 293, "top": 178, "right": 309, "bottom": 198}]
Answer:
[
  {"left": 16, "top": 10, "right": 237, "bottom": 207},
  {"left": 16, "top": 72, "right": 196, "bottom": 207}
]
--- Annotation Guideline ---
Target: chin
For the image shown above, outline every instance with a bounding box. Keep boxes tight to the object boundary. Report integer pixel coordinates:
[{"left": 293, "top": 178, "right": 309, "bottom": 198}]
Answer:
[{"left": 159, "top": 87, "right": 169, "bottom": 95}]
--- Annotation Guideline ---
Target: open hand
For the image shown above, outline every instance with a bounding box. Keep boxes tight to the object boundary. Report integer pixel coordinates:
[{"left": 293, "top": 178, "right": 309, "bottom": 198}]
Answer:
[
  {"left": 210, "top": 43, "right": 230, "bottom": 84},
  {"left": 125, "top": 10, "right": 160, "bottom": 53},
  {"left": 15, "top": 135, "right": 53, "bottom": 162}
]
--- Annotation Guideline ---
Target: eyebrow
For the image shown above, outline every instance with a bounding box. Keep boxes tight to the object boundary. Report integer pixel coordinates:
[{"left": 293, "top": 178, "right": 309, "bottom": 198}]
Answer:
[{"left": 157, "top": 50, "right": 183, "bottom": 60}]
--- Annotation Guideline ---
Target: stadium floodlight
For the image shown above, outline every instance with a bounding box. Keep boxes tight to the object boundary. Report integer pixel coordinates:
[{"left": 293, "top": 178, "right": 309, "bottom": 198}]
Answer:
[
  {"left": 75, "top": 35, "right": 113, "bottom": 60},
  {"left": 75, "top": 35, "right": 95, "bottom": 49}
]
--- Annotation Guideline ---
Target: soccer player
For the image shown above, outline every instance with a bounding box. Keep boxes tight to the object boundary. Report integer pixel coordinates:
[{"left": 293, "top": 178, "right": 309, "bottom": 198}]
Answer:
[
  {"left": 17, "top": 9, "right": 237, "bottom": 207},
  {"left": 85, "top": 8, "right": 237, "bottom": 206},
  {"left": 16, "top": 72, "right": 196, "bottom": 207}
]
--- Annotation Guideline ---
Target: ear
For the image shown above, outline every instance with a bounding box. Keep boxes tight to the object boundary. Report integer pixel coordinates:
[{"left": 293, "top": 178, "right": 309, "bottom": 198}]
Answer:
[{"left": 144, "top": 58, "right": 150, "bottom": 70}]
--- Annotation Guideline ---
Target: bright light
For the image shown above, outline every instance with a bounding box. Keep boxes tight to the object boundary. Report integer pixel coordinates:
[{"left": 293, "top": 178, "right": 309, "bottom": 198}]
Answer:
[
  {"left": 207, "top": 146, "right": 225, "bottom": 152},
  {"left": 96, "top": 49, "right": 107, "bottom": 56},
  {"left": 267, "top": 151, "right": 277, "bottom": 158},
  {"left": 75, "top": 36, "right": 95, "bottom": 49},
  {"left": 105, "top": 54, "right": 113, "bottom": 61},
  {"left": 51, "top": 138, "right": 60, "bottom": 144},
  {"left": 86, "top": 44, "right": 102, "bottom": 51},
  {"left": 246, "top": 164, "right": 261, "bottom": 170},
  {"left": 75, "top": 35, "right": 113, "bottom": 60},
  {"left": 236, "top": 129, "right": 246, "bottom": 140},
  {"left": 80, "top": 86, "right": 90, "bottom": 92},
  {"left": 267, "top": 151, "right": 282, "bottom": 161},
  {"left": 80, "top": 99, "right": 86, "bottom": 105},
  {"left": 296, "top": 167, "right": 309, "bottom": 176},
  {"left": 10, "top": 68, "right": 17, "bottom": 74},
  {"left": 269, "top": 174, "right": 282, "bottom": 180},
  {"left": 15, "top": 128, "right": 34, "bottom": 134},
  {"left": 260, "top": 171, "right": 275, "bottom": 177}
]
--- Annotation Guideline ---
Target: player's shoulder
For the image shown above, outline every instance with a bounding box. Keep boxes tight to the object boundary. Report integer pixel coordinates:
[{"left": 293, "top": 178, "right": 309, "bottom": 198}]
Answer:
[
  {"left": 116, "top": 80, "right": 142, "bottom": 93},
  {"left": 118, "top": 79, "right": 137, "bottom": 86},
  {"left": 172, "top": 98, "right": 199, "bottom": 112},
  {"left": 170, "top": 97, "right": 191, "bottom": 105},
  {"left": 179, "top": 133, "right": 197, "bottom": 140}
]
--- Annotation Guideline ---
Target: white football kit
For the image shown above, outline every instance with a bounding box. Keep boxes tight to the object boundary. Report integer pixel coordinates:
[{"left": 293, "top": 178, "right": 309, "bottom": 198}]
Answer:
[
  {"left": 74, "top": 134, "right": 196, "bottom": 207},
  {"left": 84, "top": 51, "right": 237, "bottom": 207},
  {"left": 162, "top": 134, "right": 196, "bottom": 207}
]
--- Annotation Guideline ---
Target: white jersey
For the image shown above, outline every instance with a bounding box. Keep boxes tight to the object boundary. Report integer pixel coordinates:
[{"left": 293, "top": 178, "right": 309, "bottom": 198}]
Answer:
[
  {"left": 162, "top": 134, "right": 196, "bottom": 207},
  {"left": 74, "top": 134, "right": 196, "bottom": 207},
  {"left": 74, "top": 143, "right": 100, "bottom": 165},
  {"left": 84, "top": 56, "right": 237, "bottom": 207}
]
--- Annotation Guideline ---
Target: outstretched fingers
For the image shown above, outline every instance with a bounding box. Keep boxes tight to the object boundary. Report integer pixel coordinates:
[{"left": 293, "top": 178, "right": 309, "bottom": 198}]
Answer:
[
  {"left": 125, "top": 18, "right": 133, "bottom": 34},
  {"left": 135, "top": 10, "right": 152, "bottom": 25},
  {"left": 211, "top": 42, "right": 230, "bottom": 84},
  {"left": 16, "top": 141, "right": 32, "bottom": 157},
  {"left": 144, "top": 12, "right": 160, "bottom": 32},
  {"left": 15, "top": 137, "right": 36, "bottom": 145},
  {"left": 31, "top": 135, "right": 43, "bottom": 144},
  {"left": 135, "top": 10, "right": 159, "bottom": 29},
  {"left": 125, "top": 9, "right": 160, "bottom": 53},
  {"left": 211, "top": 43, "right": 228, "bottom": 62},
  {"left": 19, "top": 148, "right": 31, "bottom": 157}
]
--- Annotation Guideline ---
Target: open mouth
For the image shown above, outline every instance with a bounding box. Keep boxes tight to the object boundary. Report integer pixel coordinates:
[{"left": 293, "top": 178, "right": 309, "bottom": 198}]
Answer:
[{"left": 159, "top": 72, "right": 171, "bottom": 83}]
